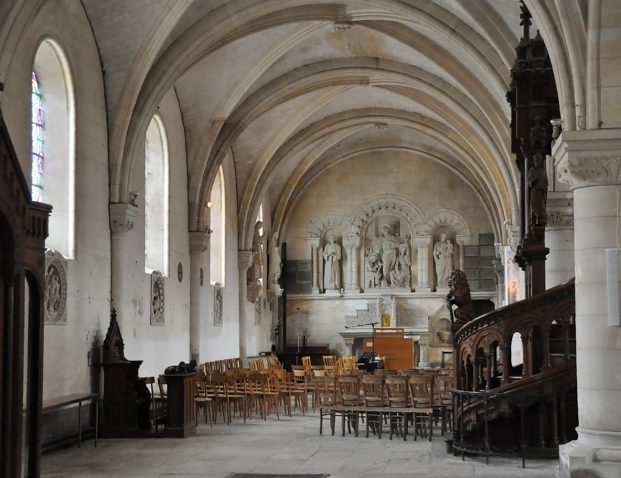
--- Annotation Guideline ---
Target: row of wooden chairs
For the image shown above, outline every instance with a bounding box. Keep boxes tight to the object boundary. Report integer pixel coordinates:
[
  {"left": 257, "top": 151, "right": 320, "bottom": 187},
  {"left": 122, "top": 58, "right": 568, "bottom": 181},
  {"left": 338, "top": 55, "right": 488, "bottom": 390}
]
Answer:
[
  {"left": 315, "top": 373, "right": 453, "bottom": 441},
  {"left": 202, "top": 358, "right": 243, "bottom": 374},
  {"left": 192, "top": 368, "right": 312, "bottom": 425}
]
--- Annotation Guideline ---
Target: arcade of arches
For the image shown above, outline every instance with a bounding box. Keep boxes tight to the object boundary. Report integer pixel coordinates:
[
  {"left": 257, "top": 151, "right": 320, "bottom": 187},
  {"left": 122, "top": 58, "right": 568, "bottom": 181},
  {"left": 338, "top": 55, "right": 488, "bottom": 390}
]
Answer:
[{"left": 1, "top": 1, "right": 621, "bottom": 477}]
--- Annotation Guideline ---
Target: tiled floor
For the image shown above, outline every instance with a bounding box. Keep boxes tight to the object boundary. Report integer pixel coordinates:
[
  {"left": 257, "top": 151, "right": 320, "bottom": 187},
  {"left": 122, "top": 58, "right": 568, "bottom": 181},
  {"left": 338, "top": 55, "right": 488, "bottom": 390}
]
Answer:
[{"left": 42, "top": 412, "right": 560, "bottom": 478}]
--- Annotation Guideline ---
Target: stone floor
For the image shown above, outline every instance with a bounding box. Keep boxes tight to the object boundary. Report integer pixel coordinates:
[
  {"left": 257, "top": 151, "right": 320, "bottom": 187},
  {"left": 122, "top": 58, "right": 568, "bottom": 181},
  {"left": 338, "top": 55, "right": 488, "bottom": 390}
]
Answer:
[{"left": 42, "top": 412, "right": 560, "bottom": 478}]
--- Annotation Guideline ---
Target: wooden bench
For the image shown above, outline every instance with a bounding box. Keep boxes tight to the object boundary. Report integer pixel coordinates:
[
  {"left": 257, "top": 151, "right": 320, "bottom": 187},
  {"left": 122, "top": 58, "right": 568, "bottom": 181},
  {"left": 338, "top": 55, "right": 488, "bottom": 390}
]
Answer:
[{"left": 42, "top": 393, "right": 99, "bottom": 447}]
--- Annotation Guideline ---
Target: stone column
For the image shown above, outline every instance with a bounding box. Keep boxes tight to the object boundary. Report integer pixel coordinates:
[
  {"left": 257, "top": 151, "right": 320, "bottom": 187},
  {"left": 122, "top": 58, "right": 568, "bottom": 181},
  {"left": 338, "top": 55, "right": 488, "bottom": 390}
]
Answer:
[
  {"left": 343, "top": 338, "right": 354, "bottom": 357},
  {"left": 109, "top": 203, "right": 136, "bottom": 329},
  {"left": 554, "top": 130, "right": 621, "bottom": 478},
  {"left": 456, "top": 235, "right": 470, "bottom": 271},
  {"left": 417, "top": 335, "right": 430, "bottom": 368},
  {"left": 238, "top": 250, "right": 254, "bottom": 363},
  {"left": 308, "top": 237, "right": 320, "bottom": 293},
  {"left": 545, "top": 193, "right": 575, "bottom": 287},
  {"left": 415, "top": 236, "right": 432, "bottom": 291},
  {"left": 343, "top": 234, "right": 360, "bottom": 293},
  {"left": 189, "top": 231, "right": 210, "bottom": 363}
]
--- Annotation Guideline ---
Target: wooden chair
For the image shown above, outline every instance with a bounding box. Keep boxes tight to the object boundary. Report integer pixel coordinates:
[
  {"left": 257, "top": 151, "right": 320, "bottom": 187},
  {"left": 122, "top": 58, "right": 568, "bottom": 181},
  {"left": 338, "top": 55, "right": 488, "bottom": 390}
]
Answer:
[
  {"left": 315, "top": 375, "right": 340, "bottom": 436},
  {"left": 301, "top": 356, "right": 312, "bottom": 374},
  {"left": 323, "top": 355, "right": 337, "bottom": 376},
  {"left": 246, "top": 372, "right": 279, "bottom": 420},
  {"left": 194, "top": 372, "right": 213, "bottom": 426},
  {"left": 408, "top": 375, "right": 435, "bottom": 441},
  {"left": 155, "top": 376, "right": 168, "bottom": 431},
  {"left": 267, "top": 356, "right": 282, "bottom": 370},
  {"left": 384, "top": 375, "right": 411, "bottom": 441},
  {"left": 433, "top": 374, "right": 453, "bottom": 434},
  {"left": 361, "top": 375, "right": 385, "bottom": 438},
  {"left": 291, "top": 368, "right": 311, "bottom": 413},
  {"left": 336, "top": 375, "right": 362, "bottom": 436}
]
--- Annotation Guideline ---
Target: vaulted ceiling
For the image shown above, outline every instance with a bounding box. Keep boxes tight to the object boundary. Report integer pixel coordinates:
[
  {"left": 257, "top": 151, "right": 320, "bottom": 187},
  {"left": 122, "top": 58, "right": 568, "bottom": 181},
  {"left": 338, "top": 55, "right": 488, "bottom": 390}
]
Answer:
[{"left": 75, "top": 0, "right": 587, "bottom": 247}]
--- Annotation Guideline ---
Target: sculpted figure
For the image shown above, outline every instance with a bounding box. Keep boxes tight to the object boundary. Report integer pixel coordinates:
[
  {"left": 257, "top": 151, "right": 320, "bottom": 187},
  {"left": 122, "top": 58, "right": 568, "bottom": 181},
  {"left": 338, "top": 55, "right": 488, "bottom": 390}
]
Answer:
[
  {"left": 446, "top": 270, "right": 476, "bottom": 331},
  {"left": 249, "top": 220, "right": 263, "bottom": 283},
  {"left": 366, "top": 240, "right": 382, "bottom": 288},
  {"left": 269, "top": 232, "right": 282, "bottom": 288},
  {"left": 527, "top": 152, "right": 548, "bottom": 227},
  {"left": 322, "top": 234, "right": 342, "bottom": 290},
  {"left": 379, "top": 224, "right": 399, "bottom": 287},
  {"left": 433, "top": 233, "right": 454, "bottom": 288},
  {"left": 390, "top": 243, "right": 411, "bottom": 287}
]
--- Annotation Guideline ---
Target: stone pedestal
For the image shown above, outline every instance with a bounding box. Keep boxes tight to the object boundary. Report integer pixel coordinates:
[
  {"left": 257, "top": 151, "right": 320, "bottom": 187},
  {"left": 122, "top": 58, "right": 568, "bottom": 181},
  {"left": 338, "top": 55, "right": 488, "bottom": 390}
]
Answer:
[
  {"left": 555, "top": 130, "right": 621, "bottom": 477},
  {"left": 189, "top": 231, "right": 210, "bottom": 362}
]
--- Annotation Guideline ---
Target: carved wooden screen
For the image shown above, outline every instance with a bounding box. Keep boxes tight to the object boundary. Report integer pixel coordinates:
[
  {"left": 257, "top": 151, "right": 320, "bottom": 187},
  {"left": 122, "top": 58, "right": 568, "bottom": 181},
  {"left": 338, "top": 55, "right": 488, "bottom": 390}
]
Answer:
[{"left": 0, "top": 93, "right": 51, "bottom": 477}]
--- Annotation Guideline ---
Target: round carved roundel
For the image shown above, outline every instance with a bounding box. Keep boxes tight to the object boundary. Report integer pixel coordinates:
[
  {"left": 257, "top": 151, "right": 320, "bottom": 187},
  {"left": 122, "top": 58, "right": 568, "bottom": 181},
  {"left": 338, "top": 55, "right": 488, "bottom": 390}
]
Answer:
[
  {"left": 178, "top": 262, "right": 183, "bottom": 282},
  {"left": 44, "top": 252, "right": 67, "bottom": 324}
]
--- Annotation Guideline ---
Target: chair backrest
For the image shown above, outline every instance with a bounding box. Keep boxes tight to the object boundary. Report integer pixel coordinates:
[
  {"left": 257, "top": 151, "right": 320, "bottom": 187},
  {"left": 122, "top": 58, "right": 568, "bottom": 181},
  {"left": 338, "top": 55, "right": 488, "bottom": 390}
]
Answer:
[
  {"left": 336, "top": 375, "right": 361, "bottom": 405},
  {"left": 409, "top": 375, "right": 433, "bottom": 406},
  {"left": 323, "top": 355, "right": 336, "bottom": 367},
  {"left": 267, "top": 356, "right": 282, "bottom": 369},
  {"left": 361, "top": 375, "right": 385, "bottom": 406},
  {"left": 385, "top": 375, "right": 410, "bottom": 407},
  {"left": 301, "top": 356, "right": 312, "bottom": 373},
  {"left": 292, "top": 368, "right": 307, "bottom": 385},
  {"left": 433, "top": 374, "right": 453, "bottom": 400},
  {"left": 315, "top": 375, "right": 337, "bottom": 406},
  {"left": 157, "top": 375, "right": 168, "bottom": 399},
  {"left": 312, "top": 369, "right": 327, "bottom": 378}
]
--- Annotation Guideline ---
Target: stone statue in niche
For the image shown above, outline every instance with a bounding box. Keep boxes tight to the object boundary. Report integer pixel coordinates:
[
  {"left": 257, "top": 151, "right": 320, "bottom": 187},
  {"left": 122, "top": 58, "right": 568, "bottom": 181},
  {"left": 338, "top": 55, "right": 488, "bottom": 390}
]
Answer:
[
  {"left": 150, "top": 271, "right": 165, "bottom": 325},
  {"left": 322, "top": 234, "right": 341, "bottom": 290},
  {"left": 390, "top": 243, "right": 411, "bottom": 288},
  {"left": 527, "top": 152, "right": 548, "bottom": 227},
  {"left": 248, "top": 221, "right": 263, "bottom": 283},
  {"left": 433, "top": 232, "right": 454, "bottom": 289},
  {"left": 379, "top": 224, "right": 400, "bottom": 287}
]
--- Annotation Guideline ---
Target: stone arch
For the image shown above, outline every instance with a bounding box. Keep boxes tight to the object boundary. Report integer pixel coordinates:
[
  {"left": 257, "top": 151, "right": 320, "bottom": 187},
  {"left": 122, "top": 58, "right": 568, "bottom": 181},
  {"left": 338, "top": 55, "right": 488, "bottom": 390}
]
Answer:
[
  {"left": 422, "top": 208, "right": 471, "bottom": 237},
  {"left": 307, "top": 211, "right": 351, "bottom": 239},
  {"left": 350, "top": 194, "right": 424, "bottom": 236}
]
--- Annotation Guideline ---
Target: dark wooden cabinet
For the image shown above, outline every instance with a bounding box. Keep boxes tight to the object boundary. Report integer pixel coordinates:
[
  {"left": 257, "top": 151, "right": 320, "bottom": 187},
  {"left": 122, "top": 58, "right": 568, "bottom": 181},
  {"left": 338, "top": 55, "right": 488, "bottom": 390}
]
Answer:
[{"left": 164, "top": 373, "right": 196, "bottom": 437}]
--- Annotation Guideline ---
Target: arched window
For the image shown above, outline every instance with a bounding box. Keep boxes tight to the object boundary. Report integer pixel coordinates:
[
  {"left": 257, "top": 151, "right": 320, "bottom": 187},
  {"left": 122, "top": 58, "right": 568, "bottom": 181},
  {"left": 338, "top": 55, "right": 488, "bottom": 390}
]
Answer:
[
  {"left": 144, "top": 115, "right": 169, "bottom": 275},
  {"left": 31, "top": 72, "right": 44, "bottom": 202},
  {"left": 31, "top": 39, "right": 75, "bottom": 258},
  {"left": 209, "top": 166, "right": 225, "bottom": 285}
]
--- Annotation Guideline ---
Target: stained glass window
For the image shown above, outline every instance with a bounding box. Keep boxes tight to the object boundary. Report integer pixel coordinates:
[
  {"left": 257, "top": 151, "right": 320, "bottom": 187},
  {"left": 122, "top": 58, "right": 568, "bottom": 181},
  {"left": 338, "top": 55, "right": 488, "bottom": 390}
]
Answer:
[{"left": 31, "top": 71, "right": 44, "bottom": 202}]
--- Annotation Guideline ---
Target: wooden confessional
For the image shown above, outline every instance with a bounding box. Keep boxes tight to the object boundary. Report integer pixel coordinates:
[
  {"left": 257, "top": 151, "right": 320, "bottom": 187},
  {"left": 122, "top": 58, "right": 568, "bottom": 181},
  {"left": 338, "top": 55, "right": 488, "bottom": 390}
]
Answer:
[{"left": 0, "top": 84, "right": 52, "bottom": 477}]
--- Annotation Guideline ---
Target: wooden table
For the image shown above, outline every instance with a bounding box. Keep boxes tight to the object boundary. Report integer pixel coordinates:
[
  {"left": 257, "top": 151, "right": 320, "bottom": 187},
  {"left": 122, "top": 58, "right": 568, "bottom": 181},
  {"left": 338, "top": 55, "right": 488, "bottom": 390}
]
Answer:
[{"left": 42, "top": 393, "right": 99, "bottom": 447}]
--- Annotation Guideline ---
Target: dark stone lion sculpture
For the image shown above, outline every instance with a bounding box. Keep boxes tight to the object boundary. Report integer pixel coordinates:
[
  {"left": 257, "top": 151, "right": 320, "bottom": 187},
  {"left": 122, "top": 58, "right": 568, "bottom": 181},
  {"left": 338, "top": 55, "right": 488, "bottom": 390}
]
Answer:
[{"left": 446, "top": 269, "right": 476, "bottom": 330}]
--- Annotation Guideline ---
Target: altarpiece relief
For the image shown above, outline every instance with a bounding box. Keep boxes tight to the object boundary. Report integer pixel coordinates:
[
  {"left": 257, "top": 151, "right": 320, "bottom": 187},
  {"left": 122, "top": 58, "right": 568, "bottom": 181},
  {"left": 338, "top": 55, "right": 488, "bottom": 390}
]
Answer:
[{"left": 363, "top": 218, "right": 412, "bottom": 290}]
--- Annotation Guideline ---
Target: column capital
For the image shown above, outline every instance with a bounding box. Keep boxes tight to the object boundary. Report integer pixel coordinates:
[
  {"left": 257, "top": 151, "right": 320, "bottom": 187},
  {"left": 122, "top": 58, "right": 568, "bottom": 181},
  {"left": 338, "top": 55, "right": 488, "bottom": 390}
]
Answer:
[
  {"left": 414, "top": 235, "right": 432, "bottom": 247},
  {"left": 189, "top": 230, "right": 211, "bottom": 254},
  {"left": 554, "top": 129, "right": 621, "bottom": 190},
  {"left": 110, "top": 203, "right": 136, "bottom": 234},
  {"left": 342, "top": 233, "right": 361, "bottom": 248},
  {"left": 305, "top": 236, "right": 321, "bottom": 247},
  {"left": 238, "top": 250, "right": 254, "bottom": 271}
]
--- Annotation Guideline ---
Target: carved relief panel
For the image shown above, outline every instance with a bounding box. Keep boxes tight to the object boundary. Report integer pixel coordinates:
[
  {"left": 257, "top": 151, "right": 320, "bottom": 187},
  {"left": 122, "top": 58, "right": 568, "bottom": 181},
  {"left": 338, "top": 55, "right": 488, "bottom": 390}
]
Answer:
[
  {"left": 44, "top": 250, "right": 68, "bottom": 324},
  {"left": 150, "top": 271, "right": 165, "bottom": 325},
  {"left": 214, "top": 282, "right": 223, "bottom": 327},
  {"left": 363, "top": 217, "right": 412, "bottom": 290}
]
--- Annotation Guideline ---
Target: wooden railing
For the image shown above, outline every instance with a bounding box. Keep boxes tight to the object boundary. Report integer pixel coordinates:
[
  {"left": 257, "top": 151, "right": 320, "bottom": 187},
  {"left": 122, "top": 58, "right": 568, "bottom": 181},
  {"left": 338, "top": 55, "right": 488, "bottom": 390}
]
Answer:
[{"left": 452, "top": 279, "right": 577, "bottom": 463}]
